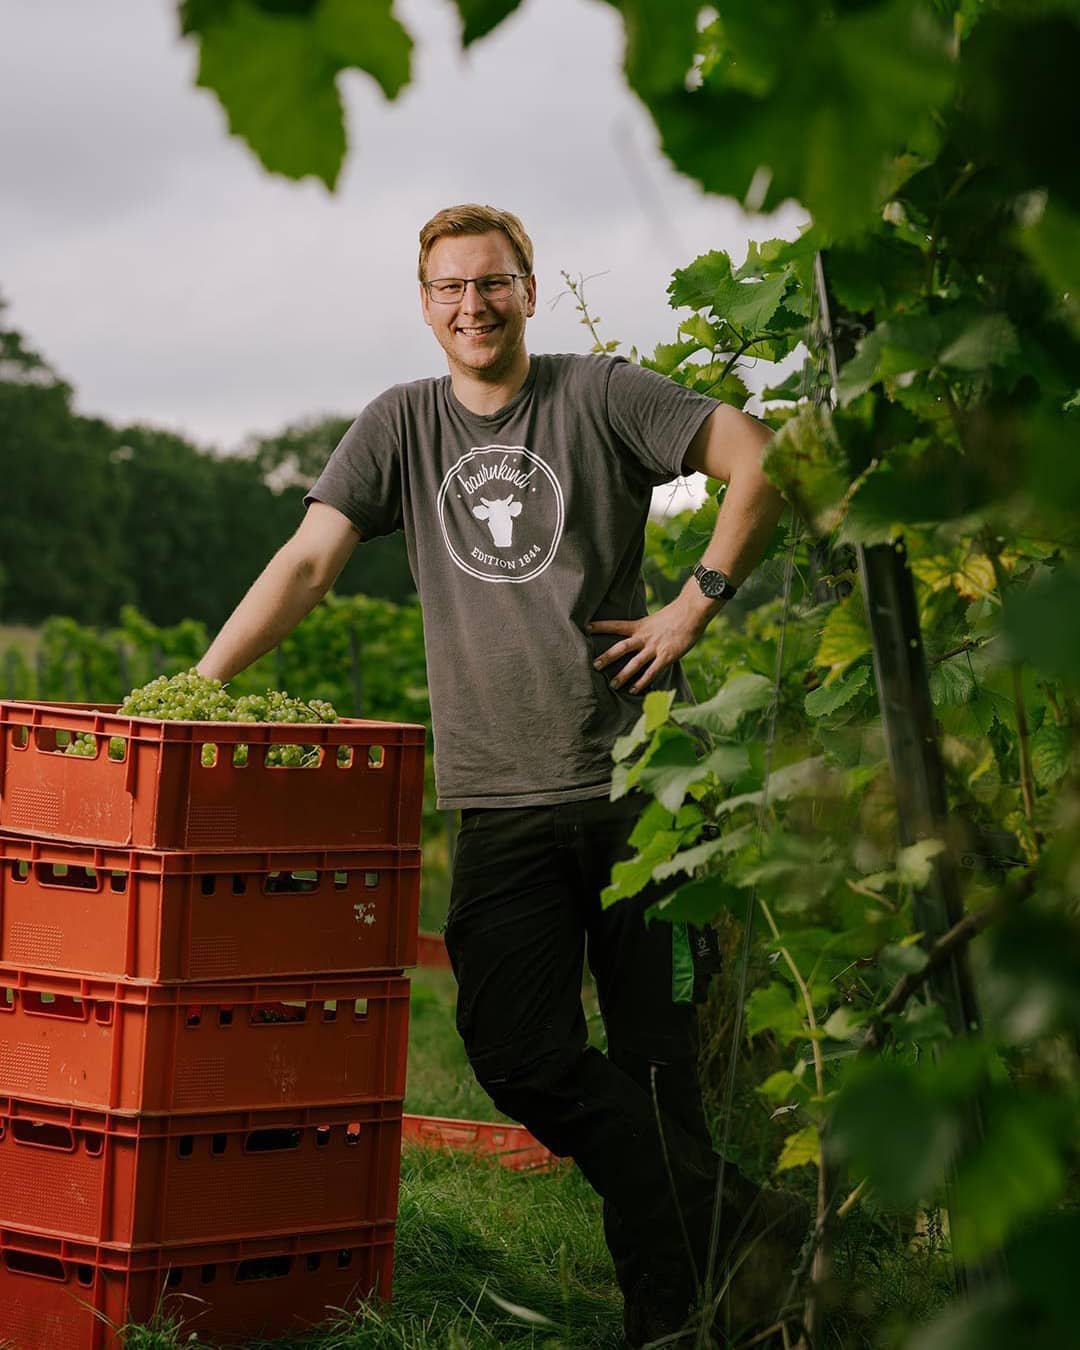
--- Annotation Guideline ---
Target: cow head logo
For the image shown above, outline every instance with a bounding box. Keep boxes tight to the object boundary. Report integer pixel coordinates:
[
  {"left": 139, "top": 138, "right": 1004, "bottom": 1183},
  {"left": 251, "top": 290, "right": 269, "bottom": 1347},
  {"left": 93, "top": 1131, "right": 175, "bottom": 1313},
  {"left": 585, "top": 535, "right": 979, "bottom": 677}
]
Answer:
[
  {"left": 472, "top": 495, "right": 522, "bottom": 548},
  {"left": 438, "top": 445, "right": 564, "bottom": 584}
]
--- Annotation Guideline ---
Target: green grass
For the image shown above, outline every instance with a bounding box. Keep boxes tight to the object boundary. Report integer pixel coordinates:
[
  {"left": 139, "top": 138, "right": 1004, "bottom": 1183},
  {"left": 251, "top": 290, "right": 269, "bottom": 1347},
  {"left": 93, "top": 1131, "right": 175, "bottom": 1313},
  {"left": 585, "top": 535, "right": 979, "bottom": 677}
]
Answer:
[
  {"left": 96, "top": 956, "right": 953, "bottom": 1350},
  {"left": 117, "top": 1151, "right": 621, "bottom": 1350},
  {"left": 0, "top": 624, "right": 40, "bottom": 661},
  {"left": 404, "top": 967, "right": 505, "bottom": 1123}
]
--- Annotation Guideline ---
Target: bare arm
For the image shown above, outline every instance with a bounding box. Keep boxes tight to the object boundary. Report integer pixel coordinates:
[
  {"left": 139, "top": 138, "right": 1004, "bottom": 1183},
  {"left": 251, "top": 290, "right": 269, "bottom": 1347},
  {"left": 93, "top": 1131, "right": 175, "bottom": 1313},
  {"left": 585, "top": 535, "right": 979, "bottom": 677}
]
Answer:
[
  {"left": 196, "top": 502, "right": 361, "bottom": 683},
  {"left": 589, "top": 404, "right": 785, "bottom": 693}
]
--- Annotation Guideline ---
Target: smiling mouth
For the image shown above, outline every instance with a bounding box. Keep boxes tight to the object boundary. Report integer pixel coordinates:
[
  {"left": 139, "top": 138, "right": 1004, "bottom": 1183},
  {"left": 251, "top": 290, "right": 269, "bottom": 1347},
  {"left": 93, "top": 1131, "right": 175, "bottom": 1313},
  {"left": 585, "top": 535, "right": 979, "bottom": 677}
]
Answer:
[{"left": 457, "top": 324, "right": 500, "bottom": 336}]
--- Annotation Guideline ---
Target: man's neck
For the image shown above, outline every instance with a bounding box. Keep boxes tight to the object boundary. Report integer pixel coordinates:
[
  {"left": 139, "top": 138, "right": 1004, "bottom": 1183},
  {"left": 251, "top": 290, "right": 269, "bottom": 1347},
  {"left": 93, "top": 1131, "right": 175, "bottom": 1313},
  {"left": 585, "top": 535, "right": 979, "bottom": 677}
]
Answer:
[{"left": 449, "top": 349, "right": 532, "bottom": 416}]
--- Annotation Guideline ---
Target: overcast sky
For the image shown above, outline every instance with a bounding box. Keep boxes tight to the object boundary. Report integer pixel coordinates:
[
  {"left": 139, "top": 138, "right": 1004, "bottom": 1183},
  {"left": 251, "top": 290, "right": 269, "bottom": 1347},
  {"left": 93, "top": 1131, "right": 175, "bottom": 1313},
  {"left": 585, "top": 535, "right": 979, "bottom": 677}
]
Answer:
[{"left": 2, "top": 0, "right": 803, "bottom": 508}]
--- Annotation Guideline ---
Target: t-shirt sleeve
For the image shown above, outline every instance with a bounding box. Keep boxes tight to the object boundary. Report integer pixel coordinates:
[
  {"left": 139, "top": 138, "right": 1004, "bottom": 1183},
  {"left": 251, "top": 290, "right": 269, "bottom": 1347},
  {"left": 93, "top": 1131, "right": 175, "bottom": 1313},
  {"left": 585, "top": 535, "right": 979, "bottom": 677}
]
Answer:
[
  {"left": 303, "top": 390, "right": 404, "bottom": 539},
  {"left": 604, "top": 357, "right": 719, "bottom": 485}
]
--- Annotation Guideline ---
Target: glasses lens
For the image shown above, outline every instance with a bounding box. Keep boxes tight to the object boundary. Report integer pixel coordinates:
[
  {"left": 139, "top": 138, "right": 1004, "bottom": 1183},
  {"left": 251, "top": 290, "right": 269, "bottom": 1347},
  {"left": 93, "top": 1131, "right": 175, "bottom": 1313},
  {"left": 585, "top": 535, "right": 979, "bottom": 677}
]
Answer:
[
  {"left": 477, "top": 275, "right": 515, "bottom": 299},
  {"left": 428, "top": 280, "right": 465, "bottom": 303}
]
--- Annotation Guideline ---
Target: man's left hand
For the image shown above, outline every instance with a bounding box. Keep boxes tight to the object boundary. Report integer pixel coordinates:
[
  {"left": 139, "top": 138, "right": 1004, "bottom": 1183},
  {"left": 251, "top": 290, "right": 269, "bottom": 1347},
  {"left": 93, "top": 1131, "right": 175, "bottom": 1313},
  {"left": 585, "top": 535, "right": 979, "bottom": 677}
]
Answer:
[{"left": 588, "top": 595, "right": 716, "bottom": 694}]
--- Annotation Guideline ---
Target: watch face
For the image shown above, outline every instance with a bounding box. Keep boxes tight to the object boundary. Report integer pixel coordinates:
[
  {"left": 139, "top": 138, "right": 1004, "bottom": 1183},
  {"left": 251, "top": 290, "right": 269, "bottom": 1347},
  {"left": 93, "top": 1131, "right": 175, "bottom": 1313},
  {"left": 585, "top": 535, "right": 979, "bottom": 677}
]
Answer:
[{"left": 696, "top": 567, "right": 732, "bottom": 600}]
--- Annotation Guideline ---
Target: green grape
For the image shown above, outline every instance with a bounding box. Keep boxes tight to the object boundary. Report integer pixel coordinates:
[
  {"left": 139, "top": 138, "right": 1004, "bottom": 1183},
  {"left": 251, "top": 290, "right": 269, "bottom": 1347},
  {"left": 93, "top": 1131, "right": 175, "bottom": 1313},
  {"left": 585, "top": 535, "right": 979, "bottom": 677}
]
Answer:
[
  {"left": 63, "top": 732, "right": 98, "bottom": 758},
  {"left": 88, "top": 668, "right": 346, "bottom": 769}
]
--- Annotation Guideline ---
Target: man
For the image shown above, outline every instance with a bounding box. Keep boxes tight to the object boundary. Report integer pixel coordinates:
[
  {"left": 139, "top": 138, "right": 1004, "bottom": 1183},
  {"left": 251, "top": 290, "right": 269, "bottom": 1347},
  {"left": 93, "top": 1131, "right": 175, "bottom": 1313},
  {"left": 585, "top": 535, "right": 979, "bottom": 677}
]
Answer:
[{"left": 197, "top": 204, "right": 797, "bottom": 1346}]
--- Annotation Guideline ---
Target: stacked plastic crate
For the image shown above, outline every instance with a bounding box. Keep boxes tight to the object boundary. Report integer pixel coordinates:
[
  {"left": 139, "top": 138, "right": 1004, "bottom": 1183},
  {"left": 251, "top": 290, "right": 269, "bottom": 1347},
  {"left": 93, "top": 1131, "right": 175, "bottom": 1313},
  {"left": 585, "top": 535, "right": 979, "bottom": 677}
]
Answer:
[{"left": 0, "top": 698, "right": 425, "bottom": 1349}]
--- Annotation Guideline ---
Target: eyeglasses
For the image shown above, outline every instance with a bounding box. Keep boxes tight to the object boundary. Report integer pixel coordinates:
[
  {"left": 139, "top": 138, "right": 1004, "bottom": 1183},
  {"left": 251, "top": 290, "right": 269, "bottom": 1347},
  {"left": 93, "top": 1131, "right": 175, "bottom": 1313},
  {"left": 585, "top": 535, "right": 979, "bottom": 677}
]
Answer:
[{"left": 423, "top": 274, "right": 527, "bottom": 303}]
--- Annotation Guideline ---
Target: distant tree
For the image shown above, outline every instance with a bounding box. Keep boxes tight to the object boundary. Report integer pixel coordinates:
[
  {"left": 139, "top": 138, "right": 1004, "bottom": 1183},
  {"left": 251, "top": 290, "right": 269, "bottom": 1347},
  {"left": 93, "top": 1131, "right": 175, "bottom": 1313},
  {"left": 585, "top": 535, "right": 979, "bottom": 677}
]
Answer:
[{"left": 0, "top": 298, "right": 132, "bottom": 624}]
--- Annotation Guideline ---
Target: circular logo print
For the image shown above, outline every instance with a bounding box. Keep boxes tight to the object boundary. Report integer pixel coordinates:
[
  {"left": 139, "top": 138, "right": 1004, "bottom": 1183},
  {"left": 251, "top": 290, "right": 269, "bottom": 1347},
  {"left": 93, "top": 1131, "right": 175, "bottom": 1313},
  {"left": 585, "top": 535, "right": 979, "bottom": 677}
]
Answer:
[{"left": 437, "top": 444, "right": 564, "bottom": 584}]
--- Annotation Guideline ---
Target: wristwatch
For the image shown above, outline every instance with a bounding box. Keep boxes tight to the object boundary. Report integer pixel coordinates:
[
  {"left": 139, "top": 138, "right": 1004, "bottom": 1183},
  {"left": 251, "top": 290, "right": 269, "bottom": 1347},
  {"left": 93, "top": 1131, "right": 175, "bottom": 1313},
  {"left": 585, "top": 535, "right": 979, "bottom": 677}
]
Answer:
[{"left": 691, "top": 563, "right": 739, "bottom": 602}]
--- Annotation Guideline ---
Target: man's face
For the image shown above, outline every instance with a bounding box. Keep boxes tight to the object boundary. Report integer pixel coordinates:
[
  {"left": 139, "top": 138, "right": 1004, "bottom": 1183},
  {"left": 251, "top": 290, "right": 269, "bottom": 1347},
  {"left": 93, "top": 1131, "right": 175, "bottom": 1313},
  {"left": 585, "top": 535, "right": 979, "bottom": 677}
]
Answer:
[{"left": 420, "top": 231, "right": 536, "bottom": 381}]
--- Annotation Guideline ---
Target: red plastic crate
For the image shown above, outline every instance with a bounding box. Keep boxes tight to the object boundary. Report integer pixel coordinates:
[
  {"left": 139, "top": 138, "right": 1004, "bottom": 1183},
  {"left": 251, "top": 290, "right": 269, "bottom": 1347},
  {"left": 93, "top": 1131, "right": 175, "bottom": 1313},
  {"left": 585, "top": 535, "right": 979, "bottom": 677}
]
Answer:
[
  {"left": 416, "top": 930, "right": 452, "bottom": 970},
  {"left": 402, "top": 1112, "right": 558, "bottom": 1172},
  {"left": 0, "top": 700, "right": 425, "bottom": 851},
  {"left": 0, "top": 1096, "right": 403, "bottom": 1248},
  {"left": 0, "top": 834, "right": 421, "bottom": 981},
  {"left": 0, "top": 1222, "right": 395, "bottom": 1349},
  {"left": 0, "top": 970, "right": 409, "bottom": 1114}
]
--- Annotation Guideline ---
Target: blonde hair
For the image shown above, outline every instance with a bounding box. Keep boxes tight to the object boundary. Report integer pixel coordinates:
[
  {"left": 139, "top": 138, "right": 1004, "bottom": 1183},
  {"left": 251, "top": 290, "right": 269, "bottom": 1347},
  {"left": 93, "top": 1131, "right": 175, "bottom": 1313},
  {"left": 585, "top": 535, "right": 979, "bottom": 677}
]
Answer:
[{"left": 418, "top": 204, "right": 534, "bottom": 280}]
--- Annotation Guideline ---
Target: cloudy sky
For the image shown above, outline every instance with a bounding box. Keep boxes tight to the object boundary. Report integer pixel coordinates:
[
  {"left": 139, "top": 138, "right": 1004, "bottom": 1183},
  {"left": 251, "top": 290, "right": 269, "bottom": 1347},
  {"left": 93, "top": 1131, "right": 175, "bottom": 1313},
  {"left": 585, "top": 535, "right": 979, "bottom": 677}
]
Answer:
[{"left": 2, "top": 0, "right": 803, "bottom": 504}]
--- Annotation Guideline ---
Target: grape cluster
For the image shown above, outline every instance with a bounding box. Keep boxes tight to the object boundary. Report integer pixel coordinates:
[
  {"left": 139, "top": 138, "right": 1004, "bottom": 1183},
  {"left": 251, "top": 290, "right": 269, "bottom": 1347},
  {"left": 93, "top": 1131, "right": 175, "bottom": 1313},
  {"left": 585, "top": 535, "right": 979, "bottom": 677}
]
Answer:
[{"left": 63, "top": 670, "right": 343, "bottom": 768}]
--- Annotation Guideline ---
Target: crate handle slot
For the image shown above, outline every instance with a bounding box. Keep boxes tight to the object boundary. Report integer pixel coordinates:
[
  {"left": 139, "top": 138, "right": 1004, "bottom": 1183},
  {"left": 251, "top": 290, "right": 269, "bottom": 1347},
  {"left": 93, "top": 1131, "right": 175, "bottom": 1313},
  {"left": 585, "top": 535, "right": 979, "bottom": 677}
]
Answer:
[
  {"left": 12, "top": 1120, "right": 75, "bottom": 1152},
  {"left": 251, "top": 1000, "right": 307, "bottom": 1025},
  {"left": 24, "top": 991, "right": 89, "bottom": 1021},
  {"left": 263, "top": 870, "right": 320, "bottom": 895},
  {"left": 236, "top": 1255, "right": 291, "bottom": 1282},
  {"left": 12, "top": 726, "right": 29, "bottom": 750},
  {"left": 3, "top": 1250, "right": 67, "bottom": 1282},
  {"left": 245, "top": 1127, "right": 303, "bottom": 1153},
  {"left": 35, "top": 862, "right": 99, "bottom": 892}
]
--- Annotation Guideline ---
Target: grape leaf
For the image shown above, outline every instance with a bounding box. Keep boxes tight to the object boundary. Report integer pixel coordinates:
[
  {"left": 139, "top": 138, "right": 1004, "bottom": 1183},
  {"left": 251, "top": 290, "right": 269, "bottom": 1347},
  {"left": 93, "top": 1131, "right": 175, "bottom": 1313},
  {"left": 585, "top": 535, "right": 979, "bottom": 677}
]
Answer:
[
  {"left": 746, "top": 982, "right": 804, "bottom": 1045},
  {"left": 668, "top": 251, "right": 790, "bottom": 333},
  {"left": 675, "top": 673, "right": 773, "bottom": 736},
  {"left": 450, "top": 0, "right": 523, "bottom": 46},
  {"left": 805, "top": 664, "right": 870, "bottom": 718},
  {"left": 652, "top": 834, "right": 731, "bottom": 883},
  {"left": 645, "top": 874, "right": 744, "bottom": 925},
  {"left": 763, "top": 404, "right": 850, "bottom": 534},
  {"left": 644, "top": 0, "right": 953, "bottom": 234},
  {"left": 638, "top": 741, "right": 749, "bottom": 815},
  {"left": 828, "top": 1060, "right": 960, "bottom": 1210},
  {"left": 313, "top": 0, "right": 412, "bottom": 98},
  {"left": 814, "top": 597, "right": 872, "bottom": 682},
  {"left": 601, "top": 829, "right": 683, "bottom": 907},
  {"left": 929, "top": 657, "right": 976, "bottom": 707},
  {"left": 1003, "top": 563, "right": 1080, "bottom": 677},
  {"left": 952, "top": 1095, "right": 1067, "bottom": 1260},
  {"left": 1030, "top": 721, "right": 1070, "bottom": 788},
  {"left": 776, "top": 1124, "right": 819, "bottom": 1172},
  {"left": 189, "top": 1, "right": 348, "bottom": 187}
]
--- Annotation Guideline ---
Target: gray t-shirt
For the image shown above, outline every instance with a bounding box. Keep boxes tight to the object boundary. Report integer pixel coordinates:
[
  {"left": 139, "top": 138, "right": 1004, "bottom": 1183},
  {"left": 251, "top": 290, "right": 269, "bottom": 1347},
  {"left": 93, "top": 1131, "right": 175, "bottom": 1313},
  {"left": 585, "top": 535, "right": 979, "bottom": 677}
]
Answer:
[{"left": 305, "top": 353, "right": 718, "bottom": 809}]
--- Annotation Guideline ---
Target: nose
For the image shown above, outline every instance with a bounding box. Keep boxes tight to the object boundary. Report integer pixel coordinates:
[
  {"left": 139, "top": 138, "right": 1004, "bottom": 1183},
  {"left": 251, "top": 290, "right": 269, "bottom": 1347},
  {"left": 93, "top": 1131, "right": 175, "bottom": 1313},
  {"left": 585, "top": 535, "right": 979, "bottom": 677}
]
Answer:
[{"left": 459, "top": 279, "right": 490, "bottom": 312}]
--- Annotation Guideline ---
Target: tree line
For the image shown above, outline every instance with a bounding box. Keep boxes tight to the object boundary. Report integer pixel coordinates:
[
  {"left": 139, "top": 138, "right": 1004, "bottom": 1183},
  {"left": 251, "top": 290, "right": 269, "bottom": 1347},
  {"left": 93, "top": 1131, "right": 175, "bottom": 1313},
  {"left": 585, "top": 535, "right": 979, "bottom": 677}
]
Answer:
[{"left": 0, "top": 296, "right": 414, "bottom": 631}]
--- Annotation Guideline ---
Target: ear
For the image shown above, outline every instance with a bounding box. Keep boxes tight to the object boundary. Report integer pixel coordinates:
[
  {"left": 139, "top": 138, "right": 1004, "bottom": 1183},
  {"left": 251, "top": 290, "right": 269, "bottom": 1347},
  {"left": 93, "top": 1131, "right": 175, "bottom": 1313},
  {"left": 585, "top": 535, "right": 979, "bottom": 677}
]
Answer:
[
  {"left": 473, "top": 504, "right": 490, "bottom": 520},
  {"left": 509, "top": 501, "right": 522, "bottom": 517},
  {"left": 420, "top": 282, "right": 433, "bottom": 328},
  {"left": 524, "top": 273, "right": 537, "bottom": 318}
]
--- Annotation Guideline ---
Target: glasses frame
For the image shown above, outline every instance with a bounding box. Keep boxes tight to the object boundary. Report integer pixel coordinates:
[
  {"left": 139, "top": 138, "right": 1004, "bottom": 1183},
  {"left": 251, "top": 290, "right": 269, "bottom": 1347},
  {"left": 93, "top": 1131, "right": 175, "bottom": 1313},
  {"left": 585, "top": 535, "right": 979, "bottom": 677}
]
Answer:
[{"left": 422, "top": 273, "right": 529, "bottom": 304}]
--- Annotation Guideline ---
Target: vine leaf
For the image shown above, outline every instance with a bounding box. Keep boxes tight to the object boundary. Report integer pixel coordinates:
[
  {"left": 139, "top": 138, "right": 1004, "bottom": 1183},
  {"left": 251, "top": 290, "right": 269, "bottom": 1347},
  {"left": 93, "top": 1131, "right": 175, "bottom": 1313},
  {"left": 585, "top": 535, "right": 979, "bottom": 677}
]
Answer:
[
  {"left": 814, "top": 596, "right": 872, "bottom": 683},
  {"left": 1030, "top": 721, "right": 1070, "bottom": 788},
  {"left": 805, "top": 664, "right": 870, "bottom": 718},
  {"left": 952, "top": 1094, "right": 1068, "bottom": 1261},
  {"left": 763, "top": 404, "right": 849, "bottom": 535},
  {"left": 450, "top": 0, "right": 523, "bottom": 46},
  {"left": 643, "top": 0, "right": 953, "bottom": 233},
  {"left": 667, "top": 250, "right": 790, "bottom": 332},
  {"left": 600, "top": 828, "right": 684, "bottom": 907},
  {"left": 675, "top": 672, "right": 773, "bottom": 736},
  {"left": 1003, "top": 562, "right": 1080, "bottom": 677},
  {"left": 827, "top": 1060, "right": 961, "bottom": 1211},
  {"left": 746, "top": 982, "right": 804, "bottom": 1045},
  {"left": 182, "top": 0, "right": 413, "bottom": 188},
  {"left": 776, "top": 1124, "right": 819, "bottom": 1173},
  {"left": 637, "top": 740, "right": 749, "bottom": 815},
  {"left": 645, "top": 873, "right": 743, "bottom": 925}
]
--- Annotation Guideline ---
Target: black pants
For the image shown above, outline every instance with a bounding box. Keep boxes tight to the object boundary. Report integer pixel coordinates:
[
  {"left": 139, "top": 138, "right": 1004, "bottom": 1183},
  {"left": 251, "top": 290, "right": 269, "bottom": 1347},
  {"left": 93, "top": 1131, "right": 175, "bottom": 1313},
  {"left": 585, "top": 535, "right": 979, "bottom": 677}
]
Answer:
[{"left": 444, "top": 792, "right": 726, "bottom": 1290}]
